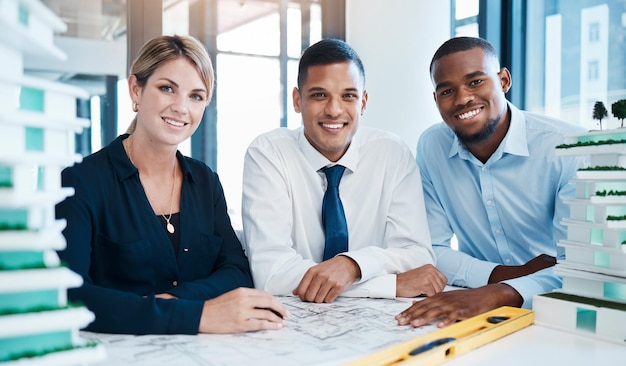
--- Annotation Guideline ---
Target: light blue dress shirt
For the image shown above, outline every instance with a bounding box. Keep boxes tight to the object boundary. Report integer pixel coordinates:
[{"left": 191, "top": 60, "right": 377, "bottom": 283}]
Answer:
[{"left": 417, "top": 103, "right": 587, "bottom": 308}]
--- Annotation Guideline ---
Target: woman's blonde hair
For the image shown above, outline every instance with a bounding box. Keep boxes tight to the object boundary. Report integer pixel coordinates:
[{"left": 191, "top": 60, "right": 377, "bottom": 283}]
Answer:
[{"left": 126, "top": 35, "right": 215, "bottom": 134}]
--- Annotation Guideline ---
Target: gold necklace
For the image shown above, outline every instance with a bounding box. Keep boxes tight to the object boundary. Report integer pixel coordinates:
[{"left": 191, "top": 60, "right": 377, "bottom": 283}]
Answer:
[{"left": 125, "top": 137, "right": 177, "bottom": 234}]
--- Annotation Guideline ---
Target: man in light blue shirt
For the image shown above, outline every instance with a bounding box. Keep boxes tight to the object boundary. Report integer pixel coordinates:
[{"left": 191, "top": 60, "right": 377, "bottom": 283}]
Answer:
[{"left": 396, "top": 37, "right": 586, "bottom": 328}]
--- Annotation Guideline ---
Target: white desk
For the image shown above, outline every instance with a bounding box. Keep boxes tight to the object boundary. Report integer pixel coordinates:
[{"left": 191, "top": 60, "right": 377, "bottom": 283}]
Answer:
[
  {"left": 84, "top": 295, "right": 625, "bottom": 366},
  {"left": 445, "top": 325, "right": 624, "bottom": 365}
]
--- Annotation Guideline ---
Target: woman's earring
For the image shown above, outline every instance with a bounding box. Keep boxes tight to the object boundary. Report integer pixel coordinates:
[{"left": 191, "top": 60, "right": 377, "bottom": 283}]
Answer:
[{"left": 132, "top": 101, "right": 138, "bottom": 112}]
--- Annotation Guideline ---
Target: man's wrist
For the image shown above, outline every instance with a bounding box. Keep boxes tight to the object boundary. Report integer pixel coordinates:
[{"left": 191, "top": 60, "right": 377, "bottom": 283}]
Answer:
[
  {"left": 492, "top": 283, "right": 523, "bottom": 307},
  {"left": 488, "top": 264, "right": 523, "bottom": 283},
  {"left": 337, "top": 254, "right": 362, "bottom": 280}
]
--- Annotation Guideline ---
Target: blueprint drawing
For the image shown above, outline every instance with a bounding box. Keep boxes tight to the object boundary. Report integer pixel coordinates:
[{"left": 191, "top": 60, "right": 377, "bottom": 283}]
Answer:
[{"left": 84, "top": 295, "right": 440, "bottom": 366}]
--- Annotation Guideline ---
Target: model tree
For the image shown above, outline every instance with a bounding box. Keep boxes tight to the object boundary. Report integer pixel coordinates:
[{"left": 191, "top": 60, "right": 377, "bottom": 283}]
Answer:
[
  {"left": 593, "top": 101, "right": 608, "bottom": 130},
  {"left": 612, "top": 99, "right": 626, "bottom": 128}
]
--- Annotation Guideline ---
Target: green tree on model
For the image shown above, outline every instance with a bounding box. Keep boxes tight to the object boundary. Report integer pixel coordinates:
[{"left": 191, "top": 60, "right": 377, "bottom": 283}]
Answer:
[
  {"left": 612, "top": 99, "right": 626, "bottom": 128},
  {"left": 593, "top": 101, "right": 608, "bottom": 130}
]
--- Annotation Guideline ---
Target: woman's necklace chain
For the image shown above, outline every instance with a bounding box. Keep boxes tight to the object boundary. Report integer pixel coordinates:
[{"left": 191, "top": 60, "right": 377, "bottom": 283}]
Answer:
[
  {"left": 126, "top": 137, "right": 177, "bottom": 234},
  {"left": 162, "top": 168, "right": 176, "bottom": 234}
]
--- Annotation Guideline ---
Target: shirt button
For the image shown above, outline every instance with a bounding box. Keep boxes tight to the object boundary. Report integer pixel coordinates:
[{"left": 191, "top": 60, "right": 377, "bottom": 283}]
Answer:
[
  {"left": 495, "top": 228, "right": 501, "bottom": 234},
  {"left": 482, "top": 166, "right": 487, "bottom": 171},
  {"left": 172, "top": 281, "right": 178, "bottom": 286},
  {"left": 183, "top": 248, "right": 189, "bottom": 252},
  {"left": 486, "top": 199, "right": 493, "bottom": 205},
  {"left": 505, "top": 259, "right": 511, "bottom": 264}
]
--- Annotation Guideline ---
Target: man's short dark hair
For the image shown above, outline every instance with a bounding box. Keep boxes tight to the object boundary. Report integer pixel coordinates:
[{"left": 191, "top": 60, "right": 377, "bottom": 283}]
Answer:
[
  {"left": 297, "top": 39, "right": 365, "bottom": 89},
  {"left": 429, "top": 37, "right": 498, "bottom": 75}
]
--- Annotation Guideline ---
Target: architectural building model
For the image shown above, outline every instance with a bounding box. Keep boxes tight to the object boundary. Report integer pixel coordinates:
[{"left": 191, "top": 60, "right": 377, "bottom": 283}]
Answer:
[
  {"left": 534, "top": 128, "right": 626, "bottom": 344},
  {"left": 0, "top": 0, "right": 105, "bottom": 363}
]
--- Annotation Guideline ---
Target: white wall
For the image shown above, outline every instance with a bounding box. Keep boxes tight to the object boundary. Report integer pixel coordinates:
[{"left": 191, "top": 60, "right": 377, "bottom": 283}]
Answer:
[{"left": 346, "top": 0, "right": 451, "bottom": 155}]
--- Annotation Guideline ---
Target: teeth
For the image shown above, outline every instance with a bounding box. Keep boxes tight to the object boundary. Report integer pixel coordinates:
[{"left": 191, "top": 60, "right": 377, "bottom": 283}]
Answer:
[
  {"left": 458, "top": 109, "right": 480, "bottom": 120},
  {"left": 164, "top": 118, "right": 184, "bottom": 127},
  {"left": 322, "top": 123, "right": 343, "bottom": 129}
]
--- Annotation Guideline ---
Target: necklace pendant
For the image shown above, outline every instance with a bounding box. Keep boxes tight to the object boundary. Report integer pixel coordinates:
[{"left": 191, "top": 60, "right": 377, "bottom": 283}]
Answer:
[{"left": 167, "top": 222, "right": 175, "bottom": 234}]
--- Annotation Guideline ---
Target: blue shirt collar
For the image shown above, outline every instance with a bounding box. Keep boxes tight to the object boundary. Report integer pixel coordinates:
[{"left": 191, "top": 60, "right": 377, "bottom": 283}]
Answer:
[{"left": 448, "top": 102, "right": 529, "bottom": 162}]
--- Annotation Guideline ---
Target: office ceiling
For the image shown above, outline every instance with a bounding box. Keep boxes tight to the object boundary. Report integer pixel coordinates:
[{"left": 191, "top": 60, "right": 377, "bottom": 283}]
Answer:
[
  {"left": 40, "top": 0, "right": 284, "bottom": 41},
  {"left": 41, "top": 0, "right": 126, "bottom": 41},
  {"left": 32, "top": 0, "right": 287, "bottom": 95}
]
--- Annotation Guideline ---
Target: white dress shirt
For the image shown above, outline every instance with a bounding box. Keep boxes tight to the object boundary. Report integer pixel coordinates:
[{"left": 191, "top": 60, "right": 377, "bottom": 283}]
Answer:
[{"left": 242, "top": 126, "right": 435, "bottom": 299}]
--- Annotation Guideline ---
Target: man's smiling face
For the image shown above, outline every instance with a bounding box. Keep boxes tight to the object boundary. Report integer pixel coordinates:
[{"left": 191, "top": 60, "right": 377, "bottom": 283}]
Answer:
[
  {"left": 431, "top": 47, "right": 510, "bottom": 146},
  {"left": 293, "top": 61, "right": 368, "bottom": 162}
]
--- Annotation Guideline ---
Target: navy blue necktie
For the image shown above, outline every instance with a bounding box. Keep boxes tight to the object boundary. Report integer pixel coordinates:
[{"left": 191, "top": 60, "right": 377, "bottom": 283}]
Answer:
[{"left": 321, "top": 165, "right": 349, "bottom": 260}]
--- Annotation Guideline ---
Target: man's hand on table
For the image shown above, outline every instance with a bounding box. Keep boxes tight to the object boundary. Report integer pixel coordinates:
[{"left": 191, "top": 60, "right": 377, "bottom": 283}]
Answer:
[
  {"left": 293, "top": 255, "right": 361, "bottom": 303},
  {"left": 396, "top": 264, "right": 447, "bottom": 298},
  {"left": 395, "top": 283, "right": 523, "bottom": 328}
]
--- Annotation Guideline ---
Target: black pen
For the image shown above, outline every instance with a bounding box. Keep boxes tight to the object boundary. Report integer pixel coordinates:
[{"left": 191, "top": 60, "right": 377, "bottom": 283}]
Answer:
[{"left": 255, "top": 307, "right": 284, "bottom": 319}]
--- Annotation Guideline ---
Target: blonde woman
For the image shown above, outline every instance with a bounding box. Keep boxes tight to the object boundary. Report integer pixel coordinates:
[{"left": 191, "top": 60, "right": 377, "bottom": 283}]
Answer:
[{"left": 56, "top": 35, "right": 287, "bottom": 335}]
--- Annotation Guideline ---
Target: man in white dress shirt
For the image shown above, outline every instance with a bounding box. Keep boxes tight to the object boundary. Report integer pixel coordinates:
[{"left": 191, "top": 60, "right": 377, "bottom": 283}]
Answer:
[{"left": 242, "top": 39, "right": 447, "bottom": 303}]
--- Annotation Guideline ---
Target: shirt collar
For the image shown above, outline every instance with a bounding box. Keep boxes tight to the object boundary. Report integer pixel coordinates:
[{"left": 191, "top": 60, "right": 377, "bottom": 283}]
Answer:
[
  {"left": 502, "top": 102, "right": 529, "bottom": 157},
  {"left": 448, "top": 102, "right": 529, "bottom": 160},
  {"left": 110, "top": 134, "right": 194, "bottom": 183},
  {"left": 298, "top": 127, "right": 359, "bottom": 173},
  {"left": 109, "top": 134, "right": 136, "bottom": 181}
]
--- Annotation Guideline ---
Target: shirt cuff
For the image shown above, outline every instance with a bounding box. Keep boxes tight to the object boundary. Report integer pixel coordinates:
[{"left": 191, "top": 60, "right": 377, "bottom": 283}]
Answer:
[
  {"left": 465, "top": 259, "right": 499, "bottom": 289},
  {"left": 501, "top": 278, "right": 537, "bottom": 309},
  {"left": 501, "top": 269, "right": 562, "bottom": 309},
  {"left": 339, "top": 252, "right": 381, "bottom": 283},
  {"left": 167, "top": 299, "right": 204, "bottom": 334},
  {"left": 341, "top": 274, "right": 397, "bottom": 299}
]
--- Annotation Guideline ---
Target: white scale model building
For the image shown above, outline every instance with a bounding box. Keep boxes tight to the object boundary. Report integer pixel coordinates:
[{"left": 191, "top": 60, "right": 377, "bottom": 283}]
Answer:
[
  {"left": 0, "top": 0, "right": 106, "bottom": 364},
  {"left": 534, "top": 128, "right": 626, "bottom": 345}
]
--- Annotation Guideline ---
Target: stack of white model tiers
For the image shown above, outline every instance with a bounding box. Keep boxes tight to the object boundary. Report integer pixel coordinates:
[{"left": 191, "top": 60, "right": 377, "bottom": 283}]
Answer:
[
  {"left": 0, "top": 0, "right": 105, "bottom": 364},
  {"left": 533, "top": 128, "right": 626, "bottom": 344}
]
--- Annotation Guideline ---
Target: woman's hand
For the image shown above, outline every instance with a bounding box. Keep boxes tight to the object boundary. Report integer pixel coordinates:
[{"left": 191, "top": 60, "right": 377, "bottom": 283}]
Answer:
[{"left": 198, "top": 288, "right": 289, "bottom": 334}]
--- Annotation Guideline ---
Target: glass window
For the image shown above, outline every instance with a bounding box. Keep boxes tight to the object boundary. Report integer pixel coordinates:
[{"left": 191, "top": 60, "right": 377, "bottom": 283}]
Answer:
[
  {"left": 588, "top": 60, "right": 600, "bottom": 81},
  {"left": 589, "top": 22, "right": 600, "bottom": 42},
  {"left": 216, "top": 53, "right": 281, "bottom": 223},
  {"left": 163, "top": 0, "right": 189, "bottom": 36},
  {"left": 214, "top": 1, "right": 321, "bottom": 227},
  {"left": 455, "top": 0, "right": 478, "bottom": 19},
  {"left": 25, "top": 127, "right": 44, "bottom": 152},
  {"left": 0, "top": 165, "right": 12, "bottom": 188},
  {"left": 0, "top": 209, "right": 28, "bottom": 230},
  {"left": 90, "top": 96, "right": 102, "bottom": 153},
  {"left": 19, "top": 87, "right": 44, "bottom": 112},
  {"left": 18, "top": 3, "right": 29, "bottom": 26},
  {"left": 37, "top": 166, "right": 45, "bottom": 191},
  {"left": 454, "top": 0, "right": 479, "bottom": 36},
  {"left": 217, "top": 1, "right": 280, "bottom": 56},
  {"left": 525, "top": 1, "right": 626, "bottom": 130}
]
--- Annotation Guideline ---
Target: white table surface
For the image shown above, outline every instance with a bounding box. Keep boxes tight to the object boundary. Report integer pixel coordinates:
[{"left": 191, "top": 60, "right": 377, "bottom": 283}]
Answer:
[
  {"left": 83, "top": 297, "right": 625, "bottom": 366},
  {"left": 86, "top": 325, "right": 625, "bottom": 366},
  {"left": 445, "top": 324, "right": 625, "bottom": 365}
]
